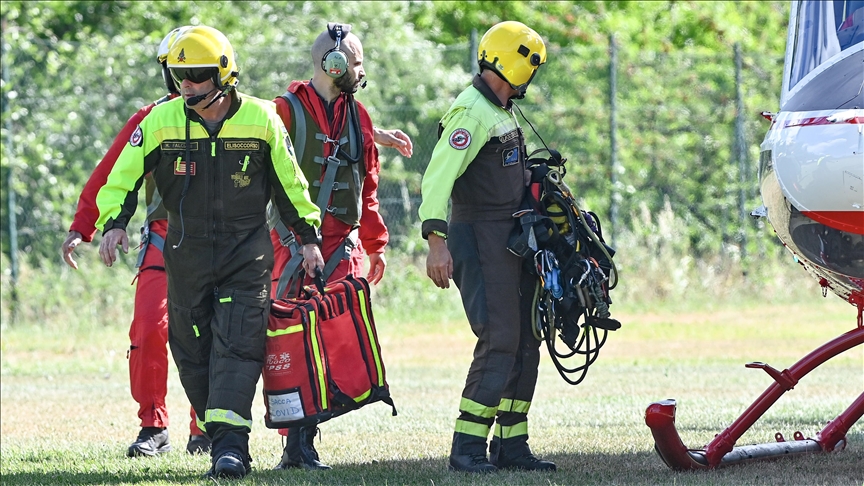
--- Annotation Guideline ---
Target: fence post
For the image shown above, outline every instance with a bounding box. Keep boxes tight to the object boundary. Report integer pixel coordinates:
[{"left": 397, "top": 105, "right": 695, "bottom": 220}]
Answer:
[
  {"left": 399, "top": 179, "right": 412, "bottom": 227},
  {"left": 734, "top": 42, "right": 748, "bottom": 264},
  {"left": 2, "top": 28, "right": 19, "bottom": 323},
  {"left": 608, "top": 34, "right": 619, "bottom": 246}
]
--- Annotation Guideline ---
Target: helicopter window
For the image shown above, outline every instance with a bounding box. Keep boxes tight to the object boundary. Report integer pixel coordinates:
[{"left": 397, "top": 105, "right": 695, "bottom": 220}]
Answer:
[
  {"left": 837, "top": 1, "right": 864, "bottom": 48},
  {"left": 789, "top": 0, "right": 864, "bottom": 90}
]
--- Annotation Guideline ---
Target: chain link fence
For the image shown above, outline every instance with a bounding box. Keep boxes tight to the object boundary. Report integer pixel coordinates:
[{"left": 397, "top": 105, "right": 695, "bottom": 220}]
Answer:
[{"left": 1, "top": 33, "right": 782, "bottom": 273}]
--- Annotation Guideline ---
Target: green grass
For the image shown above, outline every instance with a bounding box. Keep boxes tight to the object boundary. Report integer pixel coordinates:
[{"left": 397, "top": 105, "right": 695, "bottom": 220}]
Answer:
[
  {"left": 2, "top": 292, "right": 863, "bottom": 485},
  {"left": 2, "top": 218, "right": 863, "bottom": 485}
]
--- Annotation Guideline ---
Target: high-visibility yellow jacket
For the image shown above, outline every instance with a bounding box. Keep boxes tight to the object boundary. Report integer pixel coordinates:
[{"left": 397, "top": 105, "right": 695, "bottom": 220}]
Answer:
[{"left": 95, "top": 93, "right": 320, "bottom": 244}]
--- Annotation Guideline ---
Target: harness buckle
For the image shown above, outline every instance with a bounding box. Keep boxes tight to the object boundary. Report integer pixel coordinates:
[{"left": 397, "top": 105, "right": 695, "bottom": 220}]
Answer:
[
  {"left": 324, "top": 206, "right": 349, "bottom": 216},
  {"left": 280, "top": 232, "right": 296, "bottom": 248}
]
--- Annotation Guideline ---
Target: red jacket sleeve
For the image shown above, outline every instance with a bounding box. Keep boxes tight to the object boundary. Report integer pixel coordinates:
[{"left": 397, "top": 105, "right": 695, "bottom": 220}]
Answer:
[
  {"left": 355, "top": 100, "right": 389, "bottom": 254},
  {"left": 273, "top": 96, "right": 292, "bottom": 136},
  {"left": 69, "top": 103, "right": 156, "bottom": 242}
]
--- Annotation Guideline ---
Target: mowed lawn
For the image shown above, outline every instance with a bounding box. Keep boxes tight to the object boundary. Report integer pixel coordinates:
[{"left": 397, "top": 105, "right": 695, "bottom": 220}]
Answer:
[{"left": 1, "top": 295, "right": 862, "bottom": 485}]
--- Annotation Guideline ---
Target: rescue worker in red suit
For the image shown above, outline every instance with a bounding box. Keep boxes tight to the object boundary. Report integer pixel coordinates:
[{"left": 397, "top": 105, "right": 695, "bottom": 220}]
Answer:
[
  {"left": 60, "top": 27, "right": 210, "bottom": 457},
  {"left": 96, "top": 26, "right": 324, "bottom": 480},
  {"left": 268, "top": 23, "right": 411, "bottom": 471},
  {"left": 420, "top": 22, "right": 556, "bottom": 473}
]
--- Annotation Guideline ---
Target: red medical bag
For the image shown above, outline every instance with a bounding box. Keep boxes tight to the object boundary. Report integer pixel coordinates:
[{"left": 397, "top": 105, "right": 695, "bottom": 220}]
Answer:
[{"left": 262, "top": 275, "right": 395, "bottom": 428}]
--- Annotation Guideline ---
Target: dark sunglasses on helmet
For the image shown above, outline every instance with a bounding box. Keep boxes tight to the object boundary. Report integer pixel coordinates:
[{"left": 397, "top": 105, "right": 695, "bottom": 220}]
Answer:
[{"left": 170, "top": 67, "right": 218, "bottom": 85}]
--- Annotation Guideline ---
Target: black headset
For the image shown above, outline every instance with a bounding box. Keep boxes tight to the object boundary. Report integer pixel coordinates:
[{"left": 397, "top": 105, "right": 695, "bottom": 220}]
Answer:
[{"left": 322, "top": 22, "right": 351, "bottom": 78}]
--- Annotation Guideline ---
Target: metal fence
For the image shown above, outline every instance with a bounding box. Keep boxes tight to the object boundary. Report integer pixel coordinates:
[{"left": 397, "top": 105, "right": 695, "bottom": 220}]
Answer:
[{"left": 1, "top": 32, "right": 782, "bottom": 284}]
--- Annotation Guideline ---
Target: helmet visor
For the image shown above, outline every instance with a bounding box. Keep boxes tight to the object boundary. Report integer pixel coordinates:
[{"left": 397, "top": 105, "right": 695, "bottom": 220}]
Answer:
[{"left": 170, "top": 67, "right": 218, "bottom": 86}]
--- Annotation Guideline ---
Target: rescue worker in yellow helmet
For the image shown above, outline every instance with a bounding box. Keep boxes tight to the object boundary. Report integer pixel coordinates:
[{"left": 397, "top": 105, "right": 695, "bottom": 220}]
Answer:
[
  {"left": 95, "top": 25, "right": 323, "bottom": 480},
  {"left": 62, "top": 26, "right": 214, "bottom": 458},
  {"left": 419, "top": 21, "right": 555, "bottom": 473}
]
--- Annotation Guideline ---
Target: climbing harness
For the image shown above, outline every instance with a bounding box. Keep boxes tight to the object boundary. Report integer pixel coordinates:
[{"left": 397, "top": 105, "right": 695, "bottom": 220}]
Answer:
[{"left": 509, "top": 149, "right": 621, "bottom": 385}]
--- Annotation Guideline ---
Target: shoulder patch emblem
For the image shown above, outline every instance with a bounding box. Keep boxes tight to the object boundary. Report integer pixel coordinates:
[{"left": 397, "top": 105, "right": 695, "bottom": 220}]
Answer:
[
  {"left": 129, "top": 125, "right": 143, "bottom": 147},
  {"left": 449, "top": 128, "right": 471, "bottom": 150}
]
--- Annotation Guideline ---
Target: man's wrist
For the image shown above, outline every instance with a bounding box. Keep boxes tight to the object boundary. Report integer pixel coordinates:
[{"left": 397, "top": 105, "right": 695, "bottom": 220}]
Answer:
[
  {"left": 421, "top": 219, "right": 448, "bottom": 240},
  {"left": 428, "top": 232, "right": 447, "bottom": 247},
  {"left": 102, "top": 218, "right": 127, "bottom": 234}
]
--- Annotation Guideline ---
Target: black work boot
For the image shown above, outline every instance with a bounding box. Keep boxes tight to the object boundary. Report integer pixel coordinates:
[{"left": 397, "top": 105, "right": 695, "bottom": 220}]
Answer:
[
  {"left": 207, "top": 452, "right": 252, "bottom": 480},
  {"left": 274, "top": 426, "right": 331, "bottom": 470},
  {"left": 127, "top": 427, "right": 171, "bottom": 457},
  {"left": 186, "top": 434, "right": 211, "bottom": 455},
  {"left": 448, "top": 432, "right": 497, "bottom": 473},
  {"left": 489, "top": 436, "right": 556, "bottom": 471}
]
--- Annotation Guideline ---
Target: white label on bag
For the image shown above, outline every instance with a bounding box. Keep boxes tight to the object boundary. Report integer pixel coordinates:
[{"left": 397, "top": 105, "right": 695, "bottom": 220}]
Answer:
[{"left": 268, "top": 391, "right": 305, "bottom": 422}]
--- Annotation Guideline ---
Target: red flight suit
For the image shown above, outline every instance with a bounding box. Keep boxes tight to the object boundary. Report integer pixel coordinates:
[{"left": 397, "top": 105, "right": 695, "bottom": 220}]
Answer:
[
  {"left": 70, "top": 95, "right": 201, "bottom": 436},
  {"left": 270, "top": 81, "right": 389, "bottom": 436}
]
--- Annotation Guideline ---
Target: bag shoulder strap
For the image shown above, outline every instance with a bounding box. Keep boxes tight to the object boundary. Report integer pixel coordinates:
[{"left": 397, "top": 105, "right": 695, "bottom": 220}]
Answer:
[
  {"left": 145, "top": 189, "right": 163, "bottom": 223},
  {"left": 320, "top": 228, "right": 358, "bottom": 281},
  {"left": 279, "top": 90, "right": 306, "bottom": 163},
  {"left": 275, "top": 229, "right": 357, "bottom": 300}
]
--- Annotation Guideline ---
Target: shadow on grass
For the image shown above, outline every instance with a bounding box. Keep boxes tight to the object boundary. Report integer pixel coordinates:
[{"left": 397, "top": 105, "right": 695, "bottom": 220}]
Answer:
[
  {"left": 3, "top": 437, "right": 863, "bottom": 486},
  {"left": 0, "top": 470, "right": 208, "bottom": 485}
]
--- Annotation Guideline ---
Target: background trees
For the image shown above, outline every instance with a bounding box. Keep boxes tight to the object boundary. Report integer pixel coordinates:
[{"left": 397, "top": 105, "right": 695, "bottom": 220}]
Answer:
[{"left": 1, "top": 1, "right": 793, "bottom": 323}]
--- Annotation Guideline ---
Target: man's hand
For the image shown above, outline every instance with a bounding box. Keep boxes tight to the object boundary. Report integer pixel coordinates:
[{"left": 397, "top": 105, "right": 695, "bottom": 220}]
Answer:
[
  {"left": 99, "top": 228, "right": 129, "bottom": 267},
  {"left": 425, "top": 234, "right": 453, "bottom": 289},
  {"left": 301, "top": 243, "right": 325, "bottom": 277},
  {"left": 366, "top": 251, "right": 386, "bottom": 285},
  {"left": 61, "top": 231, "right": 84, "bottom": 270},
  {"left": 373, "top": 127, "right": 413, "bottom": 158}
]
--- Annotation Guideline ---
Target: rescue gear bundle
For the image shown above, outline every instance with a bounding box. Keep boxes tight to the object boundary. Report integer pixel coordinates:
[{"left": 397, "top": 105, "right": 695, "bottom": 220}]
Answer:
[
  {"left": 262, "top": 274, "right": 395, "bottom": 428},
  {"left": 508, "top": 150, "right": 621, "bottom": 385}
]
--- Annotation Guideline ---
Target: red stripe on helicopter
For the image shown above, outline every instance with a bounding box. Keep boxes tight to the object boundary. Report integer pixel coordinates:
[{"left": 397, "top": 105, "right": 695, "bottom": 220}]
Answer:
[
  {"left": 780, "top": 116, "right": 864, "bottom": 129},
  {"left": 802, "top": 210, "right": 864, "bottom": 235}
]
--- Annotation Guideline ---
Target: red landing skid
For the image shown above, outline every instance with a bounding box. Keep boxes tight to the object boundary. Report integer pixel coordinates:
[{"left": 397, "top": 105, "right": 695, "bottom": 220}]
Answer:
[{"left": 645, "top": 325, "right": 864, "bottom": 470}]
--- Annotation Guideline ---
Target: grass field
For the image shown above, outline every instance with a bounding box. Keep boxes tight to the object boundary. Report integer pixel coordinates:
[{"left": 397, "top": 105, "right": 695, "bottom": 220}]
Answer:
[{"left": 1, "top": 284, "right": 862, "bottom": 485}]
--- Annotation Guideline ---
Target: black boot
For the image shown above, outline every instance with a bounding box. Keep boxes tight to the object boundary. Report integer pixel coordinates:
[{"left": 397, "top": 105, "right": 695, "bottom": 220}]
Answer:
[
  {"left": 489, "top": 436, "right": 556, "bottom": 471},
  {"left": 127, "top": 427, "right": 171, "bottom": 457},
  {"left": 448, "top": 432, "right": 497, "bottom": 473},
  {"left": 273, "top": 428, "right": 301, "bottom": 470},
  {"left": 206, "top": 452, "right": 252, "bottom": 480},
  {"left": 186, "top": 434, "right": 211, "bottom": 455},
  {"left": 274, "top": 426, "right": 331, "bottom": 470}
]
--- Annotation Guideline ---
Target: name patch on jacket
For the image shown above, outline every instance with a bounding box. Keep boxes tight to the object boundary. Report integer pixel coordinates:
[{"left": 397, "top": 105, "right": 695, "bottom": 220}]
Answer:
[
  {"left": 161, "top": 141, "right": 199, "bottom": 151},
  {"left": 499, "top": 129, "right": 519, "bottom": 144},
  {"left": 225, "top": 141, "right": 260, "bottom": 151},
  {"left": 174, "top": 160, "right": 196, "bottom": 176}
]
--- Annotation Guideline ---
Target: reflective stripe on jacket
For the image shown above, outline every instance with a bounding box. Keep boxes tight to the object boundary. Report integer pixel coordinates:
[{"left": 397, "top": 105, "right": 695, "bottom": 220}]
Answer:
[{"left": 95, "top": 93, "right": 321, "bottom": 244}]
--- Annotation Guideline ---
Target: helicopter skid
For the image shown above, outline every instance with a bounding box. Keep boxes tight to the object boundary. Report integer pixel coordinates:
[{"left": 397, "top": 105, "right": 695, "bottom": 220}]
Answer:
[{"left": 645, "top": 326, "right": 864, "bottom": 470}]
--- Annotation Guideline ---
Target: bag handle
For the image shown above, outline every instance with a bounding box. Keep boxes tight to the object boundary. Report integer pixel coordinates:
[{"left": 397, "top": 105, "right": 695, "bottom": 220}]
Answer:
[{"left": 312, "top": 267, "right": 326, "bottom": 294}]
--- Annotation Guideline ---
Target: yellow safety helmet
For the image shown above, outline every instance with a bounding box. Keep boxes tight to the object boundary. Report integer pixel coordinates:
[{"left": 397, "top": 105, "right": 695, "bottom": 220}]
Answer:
[
  {"left": 478, "top": 21, "right": 547, "bottom": 98},
  {"left": 166, "top": 25, "right": 239, "bottom": 91},
  {"left": 157, "top": 26, "right": 191, "bottom": 94}
]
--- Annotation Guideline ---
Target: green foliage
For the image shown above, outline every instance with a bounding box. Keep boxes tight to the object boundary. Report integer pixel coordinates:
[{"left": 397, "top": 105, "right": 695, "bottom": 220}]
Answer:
[
  {"left": 0, "top": 1, "right": 805, "bottom": 324},
  {"left": 0, "top": 223, "right": 832, "bottom": 334}
]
